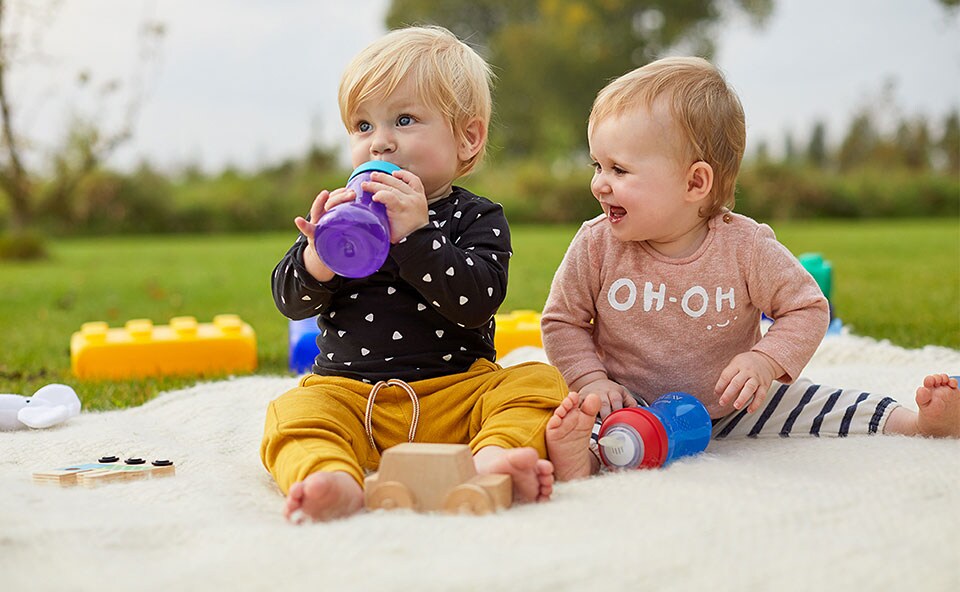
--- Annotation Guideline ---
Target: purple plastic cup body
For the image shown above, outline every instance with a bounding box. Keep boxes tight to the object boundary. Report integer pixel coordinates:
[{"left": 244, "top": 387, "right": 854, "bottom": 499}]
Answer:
[{"left": 314, "top": 161, "right": 398, "bottom": 278}]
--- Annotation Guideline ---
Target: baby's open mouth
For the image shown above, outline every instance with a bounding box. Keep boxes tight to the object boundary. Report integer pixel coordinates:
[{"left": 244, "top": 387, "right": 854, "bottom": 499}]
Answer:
[{"left": 607, "top": 206, "right": 627, "bottom": 223}]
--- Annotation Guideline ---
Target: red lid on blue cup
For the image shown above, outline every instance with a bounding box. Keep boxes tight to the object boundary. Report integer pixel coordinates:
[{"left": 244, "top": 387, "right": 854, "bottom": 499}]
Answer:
[{"left": 597, "top": 408, "right": 669, "bottom": 469}]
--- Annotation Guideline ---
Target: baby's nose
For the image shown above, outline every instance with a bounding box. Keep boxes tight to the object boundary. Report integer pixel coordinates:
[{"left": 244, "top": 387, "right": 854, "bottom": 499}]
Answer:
[{"left": 371, "top": 131, "right": 396, "bottom": 155}]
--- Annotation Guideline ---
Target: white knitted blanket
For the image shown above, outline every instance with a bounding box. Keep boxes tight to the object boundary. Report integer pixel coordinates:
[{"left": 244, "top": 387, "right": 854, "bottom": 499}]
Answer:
[{"left": 1, "top": 333, "right": 958, "bottom": 592}]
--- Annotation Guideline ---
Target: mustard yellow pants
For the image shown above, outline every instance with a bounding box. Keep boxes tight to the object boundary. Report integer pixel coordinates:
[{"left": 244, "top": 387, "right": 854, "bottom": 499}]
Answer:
[{"left": 260, "top": 359, "right": 566, "bottom": 494}]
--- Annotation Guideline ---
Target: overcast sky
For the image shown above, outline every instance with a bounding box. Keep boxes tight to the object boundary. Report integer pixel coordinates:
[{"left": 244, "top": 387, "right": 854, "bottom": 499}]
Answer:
[{"left": 6, "top": 0, "right": 959, "bottom": 173}]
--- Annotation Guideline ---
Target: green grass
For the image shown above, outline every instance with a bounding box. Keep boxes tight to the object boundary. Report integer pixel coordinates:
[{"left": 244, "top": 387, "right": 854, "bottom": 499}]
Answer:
[
  {"left": 1, "top": 219, "right": 957, "bottom": 411},
  {"left": 771, "top": 219, "right": 959, "bottom": 350}
]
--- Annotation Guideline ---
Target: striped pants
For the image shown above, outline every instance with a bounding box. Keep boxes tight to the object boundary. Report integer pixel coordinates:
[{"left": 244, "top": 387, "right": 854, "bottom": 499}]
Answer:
[
  {"left": 710, "top": 377, "right": 900, "bottom": 439},
  {"left": 591, "top": 377, "right": 901, "bottom": 444}
]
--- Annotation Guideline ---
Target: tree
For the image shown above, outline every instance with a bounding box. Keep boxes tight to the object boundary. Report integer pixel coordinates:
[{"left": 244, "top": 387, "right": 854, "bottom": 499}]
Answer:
[
  {"left": 895, "top": 117, "right": 931, "bottom": 171},
  {"left": 385, "top": 0, "right": 773, "bottom": 159},
  {"left": 938, "top": 110, "right": 959, "bottom": 174},
  {"left": 0, "top": 0, "right": 164, "bottom": 246},
  {"left": 837, "top": 113, "right": 878, "bottom": 171},
  {"left": 754, "top": 139, "right": 770, "bottom": 164},
  {"left": 806, "top": 121, "right": 828, "bottom": 169},
  {"left": 783, "top": 131, "right": 797, "bottom": 164}
]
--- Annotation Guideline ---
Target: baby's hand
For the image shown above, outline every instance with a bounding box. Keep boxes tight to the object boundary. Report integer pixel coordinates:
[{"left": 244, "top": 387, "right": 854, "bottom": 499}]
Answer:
[
  {"left": 715, "top": 351, "right": 783, "bottom": 413},
  {"left": 294, "top": 187, "right": 355, "bottom": 242},
  {"left": 578, "top": 378, "right": 638, "bottom": 420},
  {"left": 294, "top": 188, "right": 353, "bottom": 282},
  {"left": 362, "top": 169, "right": 429, "bottom": 243}
]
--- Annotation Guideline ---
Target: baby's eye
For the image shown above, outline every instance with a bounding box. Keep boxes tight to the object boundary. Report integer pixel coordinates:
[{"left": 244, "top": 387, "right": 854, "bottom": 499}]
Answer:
[
  {"left": 590, "top": 161, "right": 601, "bottom": 172},
  {"left": 357, "top": 121, "right": 372, "bottom": 133},
  {"left": 397, "top": 115, "right": 414, "bottom": 127},
  {"left": 612, "top": 166, "right": 626, "bottom": 176}
]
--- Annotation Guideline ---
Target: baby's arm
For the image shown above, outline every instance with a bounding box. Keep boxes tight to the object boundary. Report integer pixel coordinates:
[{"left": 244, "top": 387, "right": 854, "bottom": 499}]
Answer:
[
  {"left": 714, "top": 224, "right": 829, "bottom": 411},
  {"left": 390, "top": 190, "right": 510, "bottom": 328},
  {"left": 272, "top": 189, "right": 353, "bottom": 319},
  {"left": 542, "top": 225, "right": 611, "bottom": 399}
]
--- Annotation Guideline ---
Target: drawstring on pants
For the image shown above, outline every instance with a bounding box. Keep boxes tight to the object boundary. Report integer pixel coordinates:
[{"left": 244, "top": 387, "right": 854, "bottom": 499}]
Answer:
[{"left": 364, "top": 379, "right": 420, "bottom": 451}]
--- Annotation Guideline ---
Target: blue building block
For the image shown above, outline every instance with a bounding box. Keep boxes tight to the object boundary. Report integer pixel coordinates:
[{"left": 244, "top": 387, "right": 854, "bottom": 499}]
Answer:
[{"left": 289, "top": 317, "right": 321, "bottom": 373}]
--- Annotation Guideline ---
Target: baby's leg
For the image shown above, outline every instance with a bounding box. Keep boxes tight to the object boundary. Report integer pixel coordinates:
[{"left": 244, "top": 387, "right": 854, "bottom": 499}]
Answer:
[
  {"left": 885, "top": 374, "right": 960, "bottom": 438},
  {"left": 711, "top": 375, "right": 960, "bottom": 440},
  {"left": 261, "top": 376, "right": 372, "bottom": 522},
  {"left": 473, "top": 446, "right": 554, "bottom": 503},
  {"left": 285, "top": 471, "right": 364, "bottom": 524},
  {"left": 463, "top": 361, "right": 567, "bottom": 502},
  {"left": 545, "top": 392, "right": 602, "bottom": 481}
]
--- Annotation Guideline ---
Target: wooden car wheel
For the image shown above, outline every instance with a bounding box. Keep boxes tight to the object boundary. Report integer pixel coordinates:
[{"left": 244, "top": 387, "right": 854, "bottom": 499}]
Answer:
[
  {"left": 443, "top": 483, "right": 495, "bottom": 515},
  {"left": 366, "top": 481, "right": 416, "bottom": 511}
]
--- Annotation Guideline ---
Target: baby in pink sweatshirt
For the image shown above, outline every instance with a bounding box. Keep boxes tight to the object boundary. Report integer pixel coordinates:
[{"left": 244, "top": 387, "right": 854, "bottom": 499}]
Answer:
[{"left": 541, "top": 57, "right": 960, "bottom": 481}]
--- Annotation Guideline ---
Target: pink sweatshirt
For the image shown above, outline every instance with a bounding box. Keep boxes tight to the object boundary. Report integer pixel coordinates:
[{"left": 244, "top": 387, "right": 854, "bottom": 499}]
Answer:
[{"left": 541, "top": 212, "right": 830, "bottom": 418}]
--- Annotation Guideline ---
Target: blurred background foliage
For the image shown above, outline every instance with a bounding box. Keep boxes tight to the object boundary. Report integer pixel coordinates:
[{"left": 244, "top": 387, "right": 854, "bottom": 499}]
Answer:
[
  {"left": 0, "top": 0, "right": 958, "bottom": 258},
  {"left": 387, "top": 0, "right": 775, "bottom": 159}
]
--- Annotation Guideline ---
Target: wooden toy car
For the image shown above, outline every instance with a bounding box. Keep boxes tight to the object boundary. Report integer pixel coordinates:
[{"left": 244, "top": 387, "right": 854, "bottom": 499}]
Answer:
[{"left": 364, "top": 443, "right": 512, "bottom": 515}]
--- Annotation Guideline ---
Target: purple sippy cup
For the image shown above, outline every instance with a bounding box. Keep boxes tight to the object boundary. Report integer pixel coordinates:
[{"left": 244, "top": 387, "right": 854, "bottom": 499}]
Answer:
[{"left": 314, "top": 160, "right": 401, "bottom": 278}]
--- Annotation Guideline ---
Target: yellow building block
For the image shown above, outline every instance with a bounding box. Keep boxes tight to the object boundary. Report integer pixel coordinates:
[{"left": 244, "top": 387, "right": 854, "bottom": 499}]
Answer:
[
  {"left": 71, "top": 315, "right": 257, "bottom": 380},
  {"left": 494, "top": 310, "right": 542, "bottom": 356}
]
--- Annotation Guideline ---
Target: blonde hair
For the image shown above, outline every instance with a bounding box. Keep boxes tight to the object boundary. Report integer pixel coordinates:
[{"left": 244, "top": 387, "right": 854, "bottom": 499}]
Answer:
[
  {"left": 338, "top": 26, "right": 493, "bottom": 177},
  {"left": 589, "top": 57, "right": 745, "bottom": 218}
]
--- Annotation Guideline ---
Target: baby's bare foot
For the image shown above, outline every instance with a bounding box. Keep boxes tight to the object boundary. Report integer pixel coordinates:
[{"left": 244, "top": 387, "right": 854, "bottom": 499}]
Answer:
[
  {"left": 475, "top": 447, "right": 554, "bottom": 503},
  {"left": 916, "top": 374, "right": 960, "bottom": 438},
  {"left": 284, "top": 471, "right": 364, "bottom": 523},
  {"left": 546, "top": 391, "right": 601, "bottom": 481}
]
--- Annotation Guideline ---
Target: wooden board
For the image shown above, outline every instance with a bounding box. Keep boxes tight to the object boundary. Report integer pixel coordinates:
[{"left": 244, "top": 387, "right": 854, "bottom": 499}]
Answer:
[{"left": 33, "top": 460, "right": 175, "bottom": 487}]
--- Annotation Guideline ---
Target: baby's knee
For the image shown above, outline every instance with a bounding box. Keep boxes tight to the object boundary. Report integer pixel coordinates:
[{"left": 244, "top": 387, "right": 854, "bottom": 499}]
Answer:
[{"left": 501, "top": 362, "right": 568, "bottom": 405}]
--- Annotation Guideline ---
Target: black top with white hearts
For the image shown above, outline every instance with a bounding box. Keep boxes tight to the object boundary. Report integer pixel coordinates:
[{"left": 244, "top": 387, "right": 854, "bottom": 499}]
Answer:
[{"left": 272, "top": 186, "right": 511, "bottom": 383}]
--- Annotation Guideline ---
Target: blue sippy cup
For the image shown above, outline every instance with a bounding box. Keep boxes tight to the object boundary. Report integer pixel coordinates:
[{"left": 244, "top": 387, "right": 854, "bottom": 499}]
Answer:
[
  {"left": 597, "top": 392, "right": 712, "bottom": 469},
  {"left": 314, "top": 160, "right": 400, "bottom": 278}
]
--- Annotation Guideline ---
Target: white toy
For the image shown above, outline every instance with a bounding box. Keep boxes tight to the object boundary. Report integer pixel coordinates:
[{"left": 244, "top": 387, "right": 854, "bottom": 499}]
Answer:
[{"left": 0, "top": 384, "right": 82, "bottom": 431}]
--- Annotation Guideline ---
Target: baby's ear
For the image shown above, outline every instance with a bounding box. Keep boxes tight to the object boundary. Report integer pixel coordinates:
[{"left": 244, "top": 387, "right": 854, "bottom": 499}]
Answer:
[
  {"left": 457, "top": 118, "right": 487, "bottom": 162},
  {"left": 685, "top": 161, "right": 713, "bottom": 204}
]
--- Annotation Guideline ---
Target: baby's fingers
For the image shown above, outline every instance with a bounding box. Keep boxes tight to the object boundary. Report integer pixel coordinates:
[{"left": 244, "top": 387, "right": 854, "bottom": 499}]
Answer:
[
  {"left": 294, "top": 216, "right": 315, "bottom": 239},
  {"left": 324, "top": 188, "right": 356, "bottom": 211},
  {"left": 388, "top": 168, "right": 424, "bottom": 192},
  {"left": 733, "top": 378, "right": 761, "bottom": 411},
  {"left": 308, "top": 190, "right": 332, "bottom": 221},
  {"left": 610, "top": 390, "right": 626, "bottom": 412},
  {"left": 296, "top": 191, "right": 329, "bottom": 240},
  {"left": 746, "top": 383, "right": 769, "bottom": 413},
  {"left": 596, "top": 392, "right": 617, "bottom": 420},
  {"left": 715, "top": 365, "right": 739, "bottom": 397},
  {"left": 718, "top": 372, "right": 748, "bottom": 407},
  {"left": 366, "top": 170, "right": 406, "bottom": 190}
]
